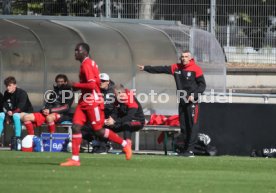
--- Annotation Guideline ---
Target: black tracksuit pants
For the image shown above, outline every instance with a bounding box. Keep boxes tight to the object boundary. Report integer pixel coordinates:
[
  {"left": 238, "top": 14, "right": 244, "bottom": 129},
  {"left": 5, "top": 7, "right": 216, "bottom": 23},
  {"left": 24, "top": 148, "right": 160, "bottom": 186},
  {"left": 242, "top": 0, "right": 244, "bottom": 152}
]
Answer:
[
  {"left": 111, "top": 121, "right": 144, "bottom": 140},
  {"left": 178, "top": 102, "right": 200, "bottom": 152}
]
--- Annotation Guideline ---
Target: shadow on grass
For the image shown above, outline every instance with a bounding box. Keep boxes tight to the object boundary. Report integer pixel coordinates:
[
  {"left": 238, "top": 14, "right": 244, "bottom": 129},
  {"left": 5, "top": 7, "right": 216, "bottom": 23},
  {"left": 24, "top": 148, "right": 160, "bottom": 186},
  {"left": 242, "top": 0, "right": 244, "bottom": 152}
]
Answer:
[{"left": 22, "top": 161, "right": 62, "bottom": 166}]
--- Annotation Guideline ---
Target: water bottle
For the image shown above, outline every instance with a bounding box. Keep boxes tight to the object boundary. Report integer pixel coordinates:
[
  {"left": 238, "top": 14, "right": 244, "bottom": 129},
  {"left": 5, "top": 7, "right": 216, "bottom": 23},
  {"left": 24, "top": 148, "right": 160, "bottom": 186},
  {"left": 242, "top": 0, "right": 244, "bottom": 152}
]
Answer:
[
  {"left": 17, "top": 138, "right": 22, "bottom": 151},
  {"left": 67, "top": 141, "right": 72, "bottom": 152}
]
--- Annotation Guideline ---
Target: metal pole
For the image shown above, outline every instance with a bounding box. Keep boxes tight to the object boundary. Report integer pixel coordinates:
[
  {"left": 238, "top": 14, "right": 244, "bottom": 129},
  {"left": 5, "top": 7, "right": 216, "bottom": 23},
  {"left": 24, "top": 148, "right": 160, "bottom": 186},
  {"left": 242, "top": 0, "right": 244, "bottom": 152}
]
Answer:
[
  {"left": 135, "top": 132, "right": 140, "bottom": 151},
  {"left": 264, "top": 96, "right": 269, "bottom": 104},
  {"left": 192, "top": 17, "right": 196, "bottom": 27},
  {"left": 227, "top": 25, "right": 230, "bottom": 48},
  {"left": 189, "top": 29, "right": 194, "bottom": 57},
  {"left": 210, "top": 0, "right": 216, "bottom": 36},
  {"left": 105, "top": 0, "right": 111, "bottom": 18},
  {"left": 66, "top": 0, "right": 71, "bottom": 16}
]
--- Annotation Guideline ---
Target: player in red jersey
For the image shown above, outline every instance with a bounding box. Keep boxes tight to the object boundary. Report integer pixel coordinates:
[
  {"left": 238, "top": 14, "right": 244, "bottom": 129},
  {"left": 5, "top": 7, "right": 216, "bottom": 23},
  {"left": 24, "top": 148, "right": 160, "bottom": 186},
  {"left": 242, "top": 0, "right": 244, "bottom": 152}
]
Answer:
[{"left": 60, "top": 43, "right": 132, "bottom": 166}]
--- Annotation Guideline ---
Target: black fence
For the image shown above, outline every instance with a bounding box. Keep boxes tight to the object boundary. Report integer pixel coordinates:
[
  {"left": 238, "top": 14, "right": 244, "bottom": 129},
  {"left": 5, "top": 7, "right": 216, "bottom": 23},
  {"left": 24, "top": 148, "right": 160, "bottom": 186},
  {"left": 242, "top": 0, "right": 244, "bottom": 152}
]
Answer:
[{"left": 1, "top": 1, "right": 276, "bottom": 64}]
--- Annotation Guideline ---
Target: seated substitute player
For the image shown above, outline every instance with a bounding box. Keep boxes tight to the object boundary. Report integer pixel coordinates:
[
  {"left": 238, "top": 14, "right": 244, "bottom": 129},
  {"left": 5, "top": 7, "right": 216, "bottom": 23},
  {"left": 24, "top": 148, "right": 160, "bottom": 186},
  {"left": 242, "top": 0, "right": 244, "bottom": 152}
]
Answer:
[
  {"left": 105, "top": 84, "right": 145, "bottom": 141},
  {"left": 23, "top": 74, "right": 73, "bottom": 135},
  {"left": 100, "top": 73, "right": 116, "bottom": 119},
  {"left": 0, "top": 76, "right": 33, "bottom": 143}
]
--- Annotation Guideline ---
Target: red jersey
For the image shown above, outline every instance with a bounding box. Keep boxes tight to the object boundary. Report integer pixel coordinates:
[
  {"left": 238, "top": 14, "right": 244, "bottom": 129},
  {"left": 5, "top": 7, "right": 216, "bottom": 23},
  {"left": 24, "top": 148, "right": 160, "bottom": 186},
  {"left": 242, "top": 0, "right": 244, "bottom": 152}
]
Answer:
[{"left": 73, "top": 57, "right": 104, "bottom": 108}]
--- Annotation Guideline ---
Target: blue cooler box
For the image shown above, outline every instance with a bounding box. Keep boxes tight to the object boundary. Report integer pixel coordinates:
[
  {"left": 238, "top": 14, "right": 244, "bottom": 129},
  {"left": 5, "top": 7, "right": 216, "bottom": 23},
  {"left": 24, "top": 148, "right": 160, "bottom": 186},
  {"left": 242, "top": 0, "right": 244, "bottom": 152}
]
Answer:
[{"left": 41, "top": 133, "right": 70, "bottom": 152}]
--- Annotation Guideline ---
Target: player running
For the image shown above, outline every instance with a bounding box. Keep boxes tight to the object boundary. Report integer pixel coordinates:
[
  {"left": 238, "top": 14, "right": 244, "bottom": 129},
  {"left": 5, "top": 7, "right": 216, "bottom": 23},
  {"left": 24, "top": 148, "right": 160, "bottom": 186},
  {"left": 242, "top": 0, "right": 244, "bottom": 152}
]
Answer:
[{"left": 60, "top": 43, "right": 132, "bottom": 166}]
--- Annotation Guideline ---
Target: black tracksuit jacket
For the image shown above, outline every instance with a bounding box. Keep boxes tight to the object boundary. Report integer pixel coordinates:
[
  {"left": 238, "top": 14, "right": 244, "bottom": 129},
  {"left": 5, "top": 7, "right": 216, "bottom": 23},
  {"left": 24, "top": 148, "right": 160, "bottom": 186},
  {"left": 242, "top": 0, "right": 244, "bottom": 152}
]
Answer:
[
  {"left": 43, "top": 84, "right": 73, "bottom": 115},
  {"left": 112, "top": 89, "right": 145, "bottom": 125},
  {"left": 144, "top": 59, "right": 206, "bottom": 101},
  {"left": 3, "top": 87, "right": 33, "bottom": 113}
]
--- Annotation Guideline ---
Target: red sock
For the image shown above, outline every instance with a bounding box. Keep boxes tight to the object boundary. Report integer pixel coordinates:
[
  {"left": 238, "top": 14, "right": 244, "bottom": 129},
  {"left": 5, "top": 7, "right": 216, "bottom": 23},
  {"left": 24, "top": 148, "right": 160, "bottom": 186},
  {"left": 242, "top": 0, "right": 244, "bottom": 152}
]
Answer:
[
  {"left": 104, "top": 129, "right": 123, "bottom": 145},
  {"left": 72, "top": 133, "right": 82, "bottom": 156},
  {"left": 24, "top": 121, "right": 34, "bottom": 135},
  {"left": 48, "top": 122, "right": 56, "bottom": 134}
]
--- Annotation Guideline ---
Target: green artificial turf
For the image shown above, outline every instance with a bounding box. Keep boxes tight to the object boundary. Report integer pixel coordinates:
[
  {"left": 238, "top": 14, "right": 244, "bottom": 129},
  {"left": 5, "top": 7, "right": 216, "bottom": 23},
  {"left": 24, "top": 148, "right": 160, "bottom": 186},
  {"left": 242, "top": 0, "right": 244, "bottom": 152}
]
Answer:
[{"left": 0, "top": 151, "right": 275, "bottom": 193}]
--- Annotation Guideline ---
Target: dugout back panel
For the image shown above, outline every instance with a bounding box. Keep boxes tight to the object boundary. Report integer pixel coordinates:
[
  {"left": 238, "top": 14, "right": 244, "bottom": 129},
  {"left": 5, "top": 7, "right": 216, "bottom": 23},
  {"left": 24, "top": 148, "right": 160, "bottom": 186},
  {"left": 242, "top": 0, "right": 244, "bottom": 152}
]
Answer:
[{"left": 200, "top": 103, "right": 276, "bottom": 156}]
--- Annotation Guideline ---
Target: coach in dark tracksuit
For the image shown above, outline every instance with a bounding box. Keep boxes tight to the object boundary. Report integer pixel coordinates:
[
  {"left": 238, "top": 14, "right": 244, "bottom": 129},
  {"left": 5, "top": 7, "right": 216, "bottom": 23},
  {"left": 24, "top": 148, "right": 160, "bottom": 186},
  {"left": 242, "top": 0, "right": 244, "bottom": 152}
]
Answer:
[
  {"left": 105, "top": 84, "right": 145, "bottom": 140},
  {"left": 138, "top": 50, "right": 206, "bottom": 157}
]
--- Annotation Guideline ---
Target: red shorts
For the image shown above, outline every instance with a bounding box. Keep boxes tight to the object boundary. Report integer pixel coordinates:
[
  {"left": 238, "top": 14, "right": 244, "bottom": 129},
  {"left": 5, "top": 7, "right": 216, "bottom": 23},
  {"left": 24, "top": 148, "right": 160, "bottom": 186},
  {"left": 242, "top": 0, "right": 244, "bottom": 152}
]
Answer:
[
  {"left": 73, "top": 105, "right": 104, "bottom": 131},
  {"left": 33, "top": 112, "right": 60, "bottom": 127}
]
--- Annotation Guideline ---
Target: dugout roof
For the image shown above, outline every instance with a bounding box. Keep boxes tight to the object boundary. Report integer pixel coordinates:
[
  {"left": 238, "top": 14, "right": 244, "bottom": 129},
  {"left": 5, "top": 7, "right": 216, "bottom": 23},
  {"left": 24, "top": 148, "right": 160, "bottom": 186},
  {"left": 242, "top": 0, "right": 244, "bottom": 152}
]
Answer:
[{"left": 0, "top": 16, "right": 226, "bottom": 114}]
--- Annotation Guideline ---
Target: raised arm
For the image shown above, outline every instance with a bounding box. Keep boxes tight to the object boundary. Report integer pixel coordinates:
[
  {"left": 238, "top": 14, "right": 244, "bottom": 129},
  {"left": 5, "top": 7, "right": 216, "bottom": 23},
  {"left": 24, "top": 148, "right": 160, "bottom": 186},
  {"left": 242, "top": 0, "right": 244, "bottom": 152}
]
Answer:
[{"left": 138, "top": 64, "right": 172, "bottom": 74}]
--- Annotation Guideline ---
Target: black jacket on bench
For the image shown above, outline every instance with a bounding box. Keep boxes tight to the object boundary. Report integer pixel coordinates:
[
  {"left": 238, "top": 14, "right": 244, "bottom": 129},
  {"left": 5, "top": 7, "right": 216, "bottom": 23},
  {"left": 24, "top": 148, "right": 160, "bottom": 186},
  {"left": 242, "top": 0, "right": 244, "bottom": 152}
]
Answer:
[
  {"left": 112, "top": 89, "right": 145, "bottom": 125},
  {"left": 3, "top": 87, "right": 33, "bottom": 113},
  {"left": 43, "top": 84, "right": 73, "bottom": 115}
]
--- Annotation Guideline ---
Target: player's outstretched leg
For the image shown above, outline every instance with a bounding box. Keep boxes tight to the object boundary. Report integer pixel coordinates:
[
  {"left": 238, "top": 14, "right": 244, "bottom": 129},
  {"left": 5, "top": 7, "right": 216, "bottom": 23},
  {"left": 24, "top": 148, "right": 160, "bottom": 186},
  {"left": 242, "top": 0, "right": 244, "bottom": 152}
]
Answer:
[{"left": 102, "top": 129, "right": 132, "bottom": 160}]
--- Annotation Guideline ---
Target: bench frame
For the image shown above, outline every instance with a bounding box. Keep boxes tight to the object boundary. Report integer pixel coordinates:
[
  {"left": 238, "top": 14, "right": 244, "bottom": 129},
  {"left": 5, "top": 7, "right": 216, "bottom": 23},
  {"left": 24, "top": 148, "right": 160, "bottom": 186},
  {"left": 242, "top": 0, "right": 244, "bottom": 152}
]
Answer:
[
  {"left": 136, "top": 125, "right": 181, "bottom": 155},
  {"left": 1, "top": 123, "right": 180, "bottom": 155}
]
